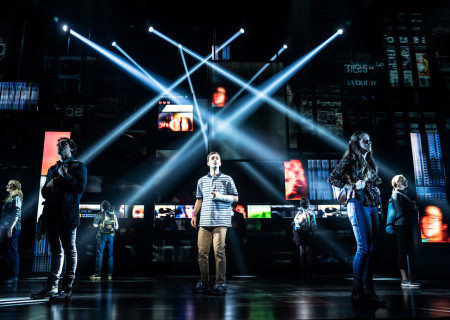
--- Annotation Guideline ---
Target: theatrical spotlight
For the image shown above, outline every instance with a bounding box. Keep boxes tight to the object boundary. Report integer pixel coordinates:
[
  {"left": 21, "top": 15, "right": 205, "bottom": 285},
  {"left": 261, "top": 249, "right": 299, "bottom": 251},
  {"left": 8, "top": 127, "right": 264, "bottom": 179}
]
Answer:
[
  {"left": 338, "top": 29, "right": 343, "bottom": 34},
  {"left": 112, "top": 41, "right": 116, "bottom": 47},
  {"left": 283, "top": 44, "right": 288, "bottom": 49},
  {"left": 240, "top": 28, "right": 245, "bottom": 33},
  {"left": 149, "top": 26, "right": 154, "bottom": 32},
  {"left": 178, "top": 44, "right": 182, "bottom": 48},
  {"left": 62, "top": 25, "right": 68, "bottom": 32}
]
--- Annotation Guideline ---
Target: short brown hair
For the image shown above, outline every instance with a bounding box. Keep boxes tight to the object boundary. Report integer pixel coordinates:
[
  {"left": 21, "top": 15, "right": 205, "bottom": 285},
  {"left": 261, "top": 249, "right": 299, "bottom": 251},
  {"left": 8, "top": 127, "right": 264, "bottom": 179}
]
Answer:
[{"left": 207, "top": 151, "right": 221, "bottom": 162}]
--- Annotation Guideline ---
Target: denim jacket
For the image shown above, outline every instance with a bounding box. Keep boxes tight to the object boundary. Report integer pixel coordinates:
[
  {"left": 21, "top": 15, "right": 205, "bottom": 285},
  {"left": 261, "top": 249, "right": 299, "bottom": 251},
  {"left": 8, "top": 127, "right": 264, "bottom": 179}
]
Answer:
[{"left": 1, "top": 196, "right": 22, "bottom": 231}]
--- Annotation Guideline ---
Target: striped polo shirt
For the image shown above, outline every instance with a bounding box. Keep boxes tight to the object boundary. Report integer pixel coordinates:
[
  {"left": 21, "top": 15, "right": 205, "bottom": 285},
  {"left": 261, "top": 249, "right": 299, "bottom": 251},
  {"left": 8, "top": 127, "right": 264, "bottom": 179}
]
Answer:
[{"left": 196, "top": 172, "right": 238, "bottom": 227}]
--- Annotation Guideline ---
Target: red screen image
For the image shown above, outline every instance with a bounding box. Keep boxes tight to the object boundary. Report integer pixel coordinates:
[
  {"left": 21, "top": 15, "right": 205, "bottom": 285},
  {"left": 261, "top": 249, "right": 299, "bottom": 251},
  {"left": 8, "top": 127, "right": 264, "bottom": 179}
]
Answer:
[{"left": 284, "top": 159, "right": 308, "bottom": 200}]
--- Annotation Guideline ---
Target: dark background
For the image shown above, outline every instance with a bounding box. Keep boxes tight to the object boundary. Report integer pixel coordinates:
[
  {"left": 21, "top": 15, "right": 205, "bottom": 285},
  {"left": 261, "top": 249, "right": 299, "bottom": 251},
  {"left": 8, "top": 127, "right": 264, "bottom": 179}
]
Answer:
[{"left": 0, "top": 0, "right": 450, "bottom": 279}]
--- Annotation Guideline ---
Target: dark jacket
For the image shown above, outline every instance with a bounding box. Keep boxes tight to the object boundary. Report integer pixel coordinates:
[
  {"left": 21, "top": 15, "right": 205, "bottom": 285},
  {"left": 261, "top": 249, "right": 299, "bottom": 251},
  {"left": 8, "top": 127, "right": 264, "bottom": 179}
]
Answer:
[
  {"left": 41, "top": 157, "right": 87, "bottom": 227},
  {"left": 1, "top": 195, "right": 22, "bottom": 231},
  {"left": 391, "top": 190, "right": 417, "bottom": 226}
]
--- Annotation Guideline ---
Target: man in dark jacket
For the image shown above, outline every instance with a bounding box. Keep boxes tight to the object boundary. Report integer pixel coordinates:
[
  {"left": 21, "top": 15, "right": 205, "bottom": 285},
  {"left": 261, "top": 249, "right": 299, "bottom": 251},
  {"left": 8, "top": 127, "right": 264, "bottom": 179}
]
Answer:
[{"left": 31, "top": 137, "right": 87, "bottom": 302}]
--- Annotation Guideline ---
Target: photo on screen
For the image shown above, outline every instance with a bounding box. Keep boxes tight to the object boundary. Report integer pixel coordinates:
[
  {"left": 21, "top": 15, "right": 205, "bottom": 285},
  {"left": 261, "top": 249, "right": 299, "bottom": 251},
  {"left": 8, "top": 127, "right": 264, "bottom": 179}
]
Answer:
[
  {"left": 120, "top": 204, "right": 145, "bottom": 219},
  {"left": 154, "top": 204, "right": 176, "bottom": 219},
  {"left": 317, "top": 204, "right": 342, "bottom": 218},
  {"left": 79, "top": 204, "right": 101, "bottom": 218},
  {"left": 284, "top": 159, "right": 308, "bottom": 200},
  {"left": 247, "top": 205, "right": 271, "bottom": 218},
  {"left": 271, "top": 205, "right": 297, "bottom": 219},
  {"left": 158, "top": 104, "right": 193, "bottom": 132},
  {"left": 175, "top": 204, "right": 195, "bottom": 218},
  {"left": 410, "top": 133, "right": 449, "bottom": 242}
]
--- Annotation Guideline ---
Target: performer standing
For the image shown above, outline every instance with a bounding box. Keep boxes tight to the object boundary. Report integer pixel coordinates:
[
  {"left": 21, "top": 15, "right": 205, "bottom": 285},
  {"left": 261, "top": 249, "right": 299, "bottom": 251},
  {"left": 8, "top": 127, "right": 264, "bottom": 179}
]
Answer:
[
  {"left": 90, "top": 200, "right": 118, "bottom": 280},
  {"left": 31, "top": 137, "right": 87, "bottom": 302},
  {"left": 191, "top": 152, "right": 238, "bottom": 294},
  {"left": 293, "top": 198, "right": 316, "bottom": 281},
  {"left": 0, "top": 180, "right": 23, "bottom": 284},
  {"left": 387, "top": 175, "right": 421, "bottom": 287},
  {"left": 328, "top": 131, "right": 385, "bottom": 307}
]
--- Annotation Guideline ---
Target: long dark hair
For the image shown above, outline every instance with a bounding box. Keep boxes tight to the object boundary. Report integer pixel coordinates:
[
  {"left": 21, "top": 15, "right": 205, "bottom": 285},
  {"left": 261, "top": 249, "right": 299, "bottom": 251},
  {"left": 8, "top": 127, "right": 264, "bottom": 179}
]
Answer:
[{"left": 343, "top": 131, "right": 378, "bottom": 181}]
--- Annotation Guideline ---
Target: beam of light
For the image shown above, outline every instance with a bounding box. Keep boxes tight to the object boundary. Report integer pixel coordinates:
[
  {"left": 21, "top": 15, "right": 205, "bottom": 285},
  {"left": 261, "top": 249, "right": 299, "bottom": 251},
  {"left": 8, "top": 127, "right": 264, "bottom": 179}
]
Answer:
[
  {"left": 227, "top": 44, "right": 288, "bottom": 107},
  {"left": 112, "top": 42, "right": 177, "bottom": 102},
  {"left": 76, "top": 29, "right": 243, "bottom": 164},
  {"left": 151, "top": 28, "right": 346, "bottom": 151},
  {"left": 179, "top": 47, "right": 208, "bottom": 151},
  {"left": 62, "top": 25, "right": 68, "bottom": 32},
  {"left": 237, "top": 162, "right": 286, "bottom": 202},
  {"left": 69, "top": 29, "right": 169, "bottom": 95},
  {"left": 127, "top": 131, "right": 204, "bottom": 204}
]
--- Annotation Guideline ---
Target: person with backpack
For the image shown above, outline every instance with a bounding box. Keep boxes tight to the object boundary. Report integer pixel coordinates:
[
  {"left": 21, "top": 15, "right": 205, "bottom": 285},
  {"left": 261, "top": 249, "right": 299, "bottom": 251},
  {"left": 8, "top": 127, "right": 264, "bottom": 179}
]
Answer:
[
  {"left": 386, "top": 175, "right": 421, "bottom": 287},
  {"left": 90, "top": 200, "right": 119, "bottom": 280}
]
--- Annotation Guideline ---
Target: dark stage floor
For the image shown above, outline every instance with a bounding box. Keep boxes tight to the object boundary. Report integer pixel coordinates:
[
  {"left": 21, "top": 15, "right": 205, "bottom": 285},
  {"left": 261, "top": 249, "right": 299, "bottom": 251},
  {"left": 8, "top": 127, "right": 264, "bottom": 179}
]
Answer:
[{"left": 0, "top": 275, "right": 449, "bottom": 319}]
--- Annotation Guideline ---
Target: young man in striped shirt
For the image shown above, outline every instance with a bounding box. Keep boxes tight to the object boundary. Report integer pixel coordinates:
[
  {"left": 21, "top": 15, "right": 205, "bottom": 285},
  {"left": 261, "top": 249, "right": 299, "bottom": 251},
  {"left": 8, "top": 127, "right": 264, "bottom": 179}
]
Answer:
[{"left": 191, "top": 151, "right": 238, "bottom": 294}]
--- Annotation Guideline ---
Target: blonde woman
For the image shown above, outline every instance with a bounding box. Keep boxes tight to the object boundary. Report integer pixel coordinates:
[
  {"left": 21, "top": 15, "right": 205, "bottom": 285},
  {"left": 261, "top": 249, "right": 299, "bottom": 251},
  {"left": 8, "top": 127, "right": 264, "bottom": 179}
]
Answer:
[
  {"left": 387, "top": 175, "right": 421, "bottom": 287},
  {"left": 1, "top": 180, "right": 23, "bottom": 284}
]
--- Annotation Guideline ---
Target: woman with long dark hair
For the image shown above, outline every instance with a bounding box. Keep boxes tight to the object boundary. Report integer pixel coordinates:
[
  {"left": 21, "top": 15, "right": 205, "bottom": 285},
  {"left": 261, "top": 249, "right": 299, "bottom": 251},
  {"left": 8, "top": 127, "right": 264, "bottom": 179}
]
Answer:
[
  {"left": 1, "top": 180, "right": 23, "bottom": 284},
  {"left": 328, "top": 131, "right": 385, "bottom": 307}
]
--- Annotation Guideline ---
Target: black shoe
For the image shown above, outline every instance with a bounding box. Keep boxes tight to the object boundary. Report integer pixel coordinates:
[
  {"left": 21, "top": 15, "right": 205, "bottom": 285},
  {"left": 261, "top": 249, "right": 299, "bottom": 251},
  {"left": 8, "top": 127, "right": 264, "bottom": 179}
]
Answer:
[
  {"left": 30, "top": 283, "right": 59, "bottom": 300},
  {"left": 351, "top": 281, "right": 366, "bottom": 307},
  {"left": 193, "top": 280, "right": 208, "bottom": 294},
  {"left": 211, "top": 283, "right": 227, "bottom": 294},
  {"left": 364, "top": 280, "right": 386, "bottom": 308},
  {"left": 49, "top": 286, "right": 73, "bottom": 303},
  {"left": 2, "top": 277, "right": 18, "bottom": 284}
]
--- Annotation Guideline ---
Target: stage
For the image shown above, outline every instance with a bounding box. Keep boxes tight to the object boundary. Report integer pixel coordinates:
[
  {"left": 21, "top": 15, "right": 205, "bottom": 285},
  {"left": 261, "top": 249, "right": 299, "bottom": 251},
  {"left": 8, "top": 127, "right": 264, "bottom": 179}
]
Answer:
[{"left": 1, "top": 275, "right": 449, "bottom": 319}]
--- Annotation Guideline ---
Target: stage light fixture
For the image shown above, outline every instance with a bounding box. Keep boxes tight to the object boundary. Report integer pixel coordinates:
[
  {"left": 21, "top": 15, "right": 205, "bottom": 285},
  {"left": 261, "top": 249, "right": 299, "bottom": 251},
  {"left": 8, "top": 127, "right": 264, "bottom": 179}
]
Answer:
[
  {"left": 149, "top": 27, "right": 154, "bottom": 32},
  {"left": 240, "top": 28, "right": 245, "bottom": 33},
  {"left": 178, "top": 44, "right": 182, "bottom": 48},
  {"left": 283, "top": 44, "right": 288, "bottom": 49},
  {"left": 112, "top": 41, "right": 116, "bottom": 47},
  {"left": 62, "top": 25, "right": 68, "bottom": 32},
  {"left": 338, "top": 29, "right": 343, "bottom": 34}
]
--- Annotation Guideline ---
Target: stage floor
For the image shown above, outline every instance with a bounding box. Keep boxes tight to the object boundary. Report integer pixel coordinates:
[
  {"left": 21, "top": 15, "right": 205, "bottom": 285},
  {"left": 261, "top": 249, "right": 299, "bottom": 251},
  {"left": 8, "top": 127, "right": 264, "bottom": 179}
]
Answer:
[{"left": 0, "top": 275, "right": 449, "bottom": 319}]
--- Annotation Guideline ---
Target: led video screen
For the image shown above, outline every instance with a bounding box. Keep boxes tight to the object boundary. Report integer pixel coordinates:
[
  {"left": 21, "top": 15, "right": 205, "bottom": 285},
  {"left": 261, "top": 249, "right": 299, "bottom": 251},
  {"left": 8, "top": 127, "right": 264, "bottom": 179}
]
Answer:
[
  {"left": 158, "top": 103, "right": 193, "bottom": 132},
  {"left": 307, "top": 159, "right": 339, "bottom": 200},
  {"left": 154, "top": 204, "right": 176, "bottom": 219},
  {"left": 0, "top": 82, "right": 39, "bottom": 111},
  {"left": 271, "top": 205, "right": 297, "bottom": 218},
  {"left": 410, "top": 133, "right": 449, "bottom": 243},
  {"left": 175, "top": 205, "right": 195, "bottom": 218},
  {"left": 247, "top": 205, "right": 271, "bottom": 218},
  {"left": 120, "top": 205, "right": 144, "bottom": 219},
  {"left": 79, "top": 204, "right": 101, "bottom": 218},
  {"left": 284, "top": 159, "right": 308, "bottom": 200}
]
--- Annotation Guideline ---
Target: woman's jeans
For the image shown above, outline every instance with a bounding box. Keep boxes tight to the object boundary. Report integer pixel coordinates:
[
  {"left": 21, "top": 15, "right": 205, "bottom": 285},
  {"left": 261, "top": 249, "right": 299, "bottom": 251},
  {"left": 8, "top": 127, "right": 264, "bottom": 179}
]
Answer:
[
  {"left": 347, "top": 198, "right": 379, "bottom": 282},
  {"left": 2, "top": 229, "right": 20, "bottom": 278}
]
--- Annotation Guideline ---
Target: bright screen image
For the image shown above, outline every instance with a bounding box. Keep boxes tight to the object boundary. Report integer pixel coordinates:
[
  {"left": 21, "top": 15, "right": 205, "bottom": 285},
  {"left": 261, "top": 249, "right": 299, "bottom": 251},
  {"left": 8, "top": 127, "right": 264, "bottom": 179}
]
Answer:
[
  {"left": 158, "top": 104, "right": 193, "bottom": 131},
  {"left": 247, "top": 205, "right": 271, "bottom": 218},
  {"left": 317, "top": 204, "right": 342, "bottom": 218},
  {"left": 271, "top": 205, "right": 296, "bottom": 218},
  {"left": 284, "top": 159, "right": 308, "bottom": 200},
  {"left": 154, "top": 205, "right": 176, "bottom": 219},
  {"left": 120, "top": 205, "right": 145, "bottom": 219},
  {"left": 420, "top": 205, "right": 450, "bottom": 243},
  {"left": 175, "top": 205, "right": 195, "bottom": 218},
  {"left": 211, "top": 86, "right": 228, "bottom": 107},
  {"left": 79, "top": 204, "right": 101, "bottom": 218},
  {"left": 0, "top": 82, "right": 40, "bottom": 111}
]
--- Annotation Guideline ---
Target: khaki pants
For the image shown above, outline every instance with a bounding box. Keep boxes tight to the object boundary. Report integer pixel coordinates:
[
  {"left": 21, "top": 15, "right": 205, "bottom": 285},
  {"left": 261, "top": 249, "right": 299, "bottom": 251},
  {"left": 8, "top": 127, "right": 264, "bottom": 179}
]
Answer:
[{"left": 198, "top": 226, "right": 227, "bottom": 284}]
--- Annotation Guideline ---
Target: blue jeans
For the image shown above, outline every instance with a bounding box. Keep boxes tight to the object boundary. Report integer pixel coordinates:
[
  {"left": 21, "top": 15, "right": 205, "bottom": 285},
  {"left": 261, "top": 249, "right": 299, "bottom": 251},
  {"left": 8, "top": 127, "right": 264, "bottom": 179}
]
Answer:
[
  {"left": 47, "top": 224, "right": 77, "bottom": 287},
  {"left": 2, "top": 229, "right": 20, "bottom": 278},
  {"left": 95, "top": 233, "right": 114, "bottom": 275},
  {"left": 347, "top": 198, "right": 379, "bottom": 282}
]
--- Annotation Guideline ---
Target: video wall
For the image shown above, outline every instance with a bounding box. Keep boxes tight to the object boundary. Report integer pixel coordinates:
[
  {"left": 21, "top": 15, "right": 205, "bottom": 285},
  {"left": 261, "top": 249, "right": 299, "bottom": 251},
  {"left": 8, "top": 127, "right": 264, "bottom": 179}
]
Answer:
[
  {"left": 0, "top": 82, "right": 39, "bottom": 111},
  {"left": 410, "top": 133, "right": 449, "bottom": 243}
]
